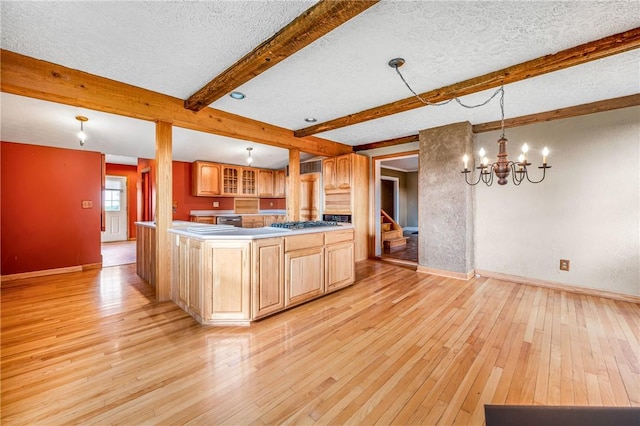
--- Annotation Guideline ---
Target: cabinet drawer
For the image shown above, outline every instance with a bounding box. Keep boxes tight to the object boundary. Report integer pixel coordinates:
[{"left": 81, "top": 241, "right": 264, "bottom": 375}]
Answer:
[
  {"left": 285, "top": 233, "right": 324, "bottom": 252},
  {"left": 324, "top": 229, "right": 354, "bottom": 245}
]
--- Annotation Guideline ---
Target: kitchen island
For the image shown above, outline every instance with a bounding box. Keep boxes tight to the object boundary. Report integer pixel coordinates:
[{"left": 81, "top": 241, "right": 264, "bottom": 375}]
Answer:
[{"left": 164, "top": 222, "right": 355, "bottom": 326}]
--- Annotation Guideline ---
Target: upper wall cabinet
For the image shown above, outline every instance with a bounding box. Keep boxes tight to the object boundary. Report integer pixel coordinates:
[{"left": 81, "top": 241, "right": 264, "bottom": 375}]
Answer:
[
  {"left": 221, "top": 165, "right": 240, "bottom": 196},
  {"left": 192, "top": 161, "right": 222, "bottom": 196},
  {"left": 258, "top": 170, "right": 274, "bottom": 197},
  {"left": 274, "top": 169, "right": 286, "bottom": 197},
  {"left": 323, "top": 154, "right": 351, "bottom": 192},
  {"left": 193, "top": 161, "right": 286, "bottom": 198}
]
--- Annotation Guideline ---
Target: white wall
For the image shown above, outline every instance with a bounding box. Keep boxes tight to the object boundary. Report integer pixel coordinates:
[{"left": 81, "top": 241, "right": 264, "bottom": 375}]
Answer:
[{"left": 474, "top": 107, "right": 639, "bottom": 296}]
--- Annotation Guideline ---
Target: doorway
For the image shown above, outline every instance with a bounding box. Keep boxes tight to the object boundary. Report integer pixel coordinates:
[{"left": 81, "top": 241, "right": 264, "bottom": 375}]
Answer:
[
  {"left": 101, "top": 176, "right": 128, "bottom": 242},
  {"left": 372, "top": 151, "right": 419, "bottom": 264}
]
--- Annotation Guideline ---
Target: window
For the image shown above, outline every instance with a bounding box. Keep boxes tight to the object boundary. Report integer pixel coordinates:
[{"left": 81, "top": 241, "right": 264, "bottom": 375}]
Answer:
[{"left": 104, "top": 178, "right": 123, "bottom": 212}]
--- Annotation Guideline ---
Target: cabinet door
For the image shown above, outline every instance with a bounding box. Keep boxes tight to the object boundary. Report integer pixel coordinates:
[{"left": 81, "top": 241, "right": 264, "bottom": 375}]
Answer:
[
  {"left": 285, "top": 246, "right": 324, "bottom": 307},
  {"left": 241, "top": 168, "right": 257, "bottom": 197},
  {"left": 190, "top": 216, "right": 215, "bottom": 224},
  {"left": 258, "top": 170, "right": 274, "bottom": 197},
  {"left": 323, "top": 158, "right": 336, "bottom": 191},
  {"left": 336, "top": 155, "right": 352, "bottom": 189},
  {"left": 192, "top": 161, "right": 222, "bottom": 196},
  {"left": 188, "top": 240, "right": 202, "bottom": 315},
  {"left": 221, "top": 166, "right": 239, "bottom": 196},
  {"left": 300, "top": 173, "right": 319, "bottom": 221},
  {"left": 205, "top": 241, "right": 251, "bottom": 322},
  {"left": 325, "top": 241, "right": 355, "bottom": 292},
  {"left": 252, "top": 238, "right": 285, "bottom": 319},
  {"left": 274, "top": 169, "right": 286, "bottom": 197}
]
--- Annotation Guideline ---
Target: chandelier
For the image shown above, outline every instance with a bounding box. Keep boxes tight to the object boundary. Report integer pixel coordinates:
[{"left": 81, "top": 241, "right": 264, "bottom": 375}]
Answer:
[
  {"left": 388, "top": 58, "right": 551, "bottom": 186},
  {"left": 461, "top": 87, "right": 550, "bottom": 186}
]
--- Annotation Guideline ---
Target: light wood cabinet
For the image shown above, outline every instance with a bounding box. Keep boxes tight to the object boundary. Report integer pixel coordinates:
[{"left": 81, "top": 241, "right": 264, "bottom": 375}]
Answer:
[
  {"left": 190, "top": 216, "right": 215, "bottom": 224},
  {"left": 300, "top": 172, "right": 320, "bottom": 221},
  {"left": 192, "top": 161, "right": 222, "bottom": 196},
  {"left": 222, "top": 165, "right": 240, "bottom": 196},
  {"left": 172, "top": 235, "right": 203, "bottom": 317},
  {"left": 252, "top": 238, "right": 285, "bottom": 319},
  {"left": 274, "top": 169, "right": 286, "bottom": 197},
  {"left": 204, "top": 241, "right": 251, "bottom": 323},
  {"left": 322, "top": 153, "right": 369, "bottom": 262},
  {"left": 242, "top": 215, "right": 265, "bottom": 228},
  {"left": 285, "top": 246, "right": 324, "bottom": 307},
  {"left": 263, "top": 215, "right": 285, "bottom": 227},
  {"left": 322, "top": 157, "right": 336, "bottom": 191},
  {"left": 258, "top": 170, "right": 274, "bottom": 197},
  {"left": 241, "top": 168, "right": 257, "bottom": 197},
  {"left": 336, "top": 155, "right": 352, "bottom": 190},
  {"left": 325, "top": 241, "right": 355, "bottom": 292},
  {"left": 188, "top": 240, "right": 203, "bottom": 316},
  {"left": 136, "top": 224, "right": 156, "bottom": 287}
]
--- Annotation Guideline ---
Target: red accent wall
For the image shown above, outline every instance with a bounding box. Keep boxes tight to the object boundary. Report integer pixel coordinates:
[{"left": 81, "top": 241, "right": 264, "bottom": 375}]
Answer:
[
  {"left": 1, "top": 142, "right": 102, "bottom": 275},
  {"left": 105, "top": 163, "right": 137, "bottom": 239}
]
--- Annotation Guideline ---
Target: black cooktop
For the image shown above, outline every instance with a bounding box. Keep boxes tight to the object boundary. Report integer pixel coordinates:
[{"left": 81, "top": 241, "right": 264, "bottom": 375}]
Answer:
[{"left": 270, "top": 221, "right": 339, "bottom": 230}]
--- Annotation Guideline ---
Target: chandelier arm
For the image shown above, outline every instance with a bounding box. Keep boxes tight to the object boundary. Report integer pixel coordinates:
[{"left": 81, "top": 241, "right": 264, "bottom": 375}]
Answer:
[
  {"left": 524, "top": 166, "right": 550, "bottom": 184},
  {"left": 463, "top": 170, "right": 484, "bottom": 186}
]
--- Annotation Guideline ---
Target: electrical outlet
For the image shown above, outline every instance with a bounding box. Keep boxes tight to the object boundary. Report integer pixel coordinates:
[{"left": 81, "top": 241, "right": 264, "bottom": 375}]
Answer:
[
  {"left": 81, "top": 200, "right": 93, "bottom": 209},
  {"left": 559, "top": 259, "right": 570, "bottom": 271},
  {"left": 213, "top": 201, "right": 219, "bottom": 207}
]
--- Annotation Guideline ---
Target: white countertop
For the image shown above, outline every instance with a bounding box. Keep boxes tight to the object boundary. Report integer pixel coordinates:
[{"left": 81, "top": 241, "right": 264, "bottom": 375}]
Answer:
[
  {"left": 168, "top": 223, "right": 354, "bottom": 240},
  {"left": 135, "top": 220, "right": 192, "bottom": 229}
]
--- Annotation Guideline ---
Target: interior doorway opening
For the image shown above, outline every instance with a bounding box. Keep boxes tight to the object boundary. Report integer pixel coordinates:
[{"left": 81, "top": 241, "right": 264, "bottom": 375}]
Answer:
[{"left": 373, "top": 151, "right": 419, "bottom": 265}]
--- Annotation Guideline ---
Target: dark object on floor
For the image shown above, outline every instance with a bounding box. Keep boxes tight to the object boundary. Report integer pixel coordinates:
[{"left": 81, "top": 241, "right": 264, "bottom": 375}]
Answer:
[
  {"left": 412, "top": 231, "right": 418, "bottom": 234},
  {"left": 485, "top": 405, "right": 640, "bottom": 426}
]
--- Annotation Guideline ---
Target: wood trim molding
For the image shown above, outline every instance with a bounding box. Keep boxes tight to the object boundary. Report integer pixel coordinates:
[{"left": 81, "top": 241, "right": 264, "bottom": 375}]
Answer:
[
  {"left": 2, "top": 264, "right": 89, "bottom": 283},
  {"left": 354, "top": 94, "right": 640, "bottom": 151},
  {"left": 185, "top": 0, "right": 379, "bottom": 111},
  {"left": 472, "top": 93, "right": 640, "bottom": 133},
  {"left": 295, "top": 27, "right": 640, "bottom": 137},
  {"left": 0, "top": 49, "right": 351, "bottom": 158},
  {"left": 476, "top": 270, "right": 640, "bottom": 304},
  {"left": 417, "top": 266, "right": 475, "bottom": 281}
]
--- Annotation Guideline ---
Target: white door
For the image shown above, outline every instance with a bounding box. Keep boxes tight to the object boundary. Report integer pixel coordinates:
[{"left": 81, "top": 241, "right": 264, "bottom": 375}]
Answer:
[{"left": 101, "top": 176, "right": 128, "bottom": 242}]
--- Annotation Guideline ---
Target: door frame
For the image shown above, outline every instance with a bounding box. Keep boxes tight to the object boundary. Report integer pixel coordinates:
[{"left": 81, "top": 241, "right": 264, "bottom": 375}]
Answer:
[{"left": 371, "top": 150, "right": 419, "bottom": 257}]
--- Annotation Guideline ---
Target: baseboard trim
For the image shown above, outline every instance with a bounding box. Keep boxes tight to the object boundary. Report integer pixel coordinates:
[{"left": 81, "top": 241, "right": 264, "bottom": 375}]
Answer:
[
  {"left": 476, "top": 269, "right": 640, "bottom": 304},
  {"left": 417, "top": 266, "right": 475, "bottom": 281},
  {"left": 2, "top": 263, "right": 103, "bottom": 283}
]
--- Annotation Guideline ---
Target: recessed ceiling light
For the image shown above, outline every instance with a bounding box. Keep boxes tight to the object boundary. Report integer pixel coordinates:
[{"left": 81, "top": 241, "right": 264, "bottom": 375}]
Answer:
[
  {"left": 229, "top": 91, "right": 245, "bottom": 100},
  {"left": 304, "top": 117, "right": 317, "bottom": 123}
]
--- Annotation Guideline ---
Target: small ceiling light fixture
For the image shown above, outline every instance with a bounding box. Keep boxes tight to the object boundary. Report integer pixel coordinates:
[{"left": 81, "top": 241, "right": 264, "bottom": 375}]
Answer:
[
  {"left": 229, "top": 91, "right": 246, "bottom": 100},
  {"left": 304, "top": 117, "right": 317, "bottom": 123},
  {"left": 246, "top": 147, "right": 253, "bottom": 165},
  {"left": 388, "top": 58, "right": 551, "bottom": 186},
  {"left": 76, "top": 115, "right": 88, "bottom": 146}
]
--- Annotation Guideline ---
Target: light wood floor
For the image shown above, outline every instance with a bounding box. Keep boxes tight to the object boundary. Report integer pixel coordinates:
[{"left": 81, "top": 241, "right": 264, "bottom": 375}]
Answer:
[{"left": 2, "top": 261, "right": 638, "bottom": 425}]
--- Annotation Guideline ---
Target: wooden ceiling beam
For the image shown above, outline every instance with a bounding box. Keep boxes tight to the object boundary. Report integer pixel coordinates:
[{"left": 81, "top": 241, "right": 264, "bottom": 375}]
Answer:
[
  {"left": 353, "top": 94, "right": 640, "bottom": 151},
  {"left": 296, "top": 27, "right": 640, "bottom": 138},
  {"left": 472, "top": 93, "right": 640, "bottom": 133},
  {"left": 184, "top": 0, "right": 379, "bottom": 111},
  {"left": 353, "top": 134, "right": 419, "bottom": 152},
  {"left": 0, "top": 49, "right": 352, "bottom": 158}
]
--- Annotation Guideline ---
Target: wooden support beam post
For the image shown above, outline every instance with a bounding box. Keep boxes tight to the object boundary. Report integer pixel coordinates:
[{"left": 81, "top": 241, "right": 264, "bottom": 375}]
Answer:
[
  {"left": 287, "top": 149, "right": 301, "bottom": 222},
  {"left": 155, "top": 121, "right": 172, "bottom": 302}
]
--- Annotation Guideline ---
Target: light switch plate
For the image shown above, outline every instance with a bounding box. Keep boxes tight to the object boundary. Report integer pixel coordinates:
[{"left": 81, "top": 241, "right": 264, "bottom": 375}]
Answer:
[{"left": 560, "top": 259, "right": 570, "bottom": 271}]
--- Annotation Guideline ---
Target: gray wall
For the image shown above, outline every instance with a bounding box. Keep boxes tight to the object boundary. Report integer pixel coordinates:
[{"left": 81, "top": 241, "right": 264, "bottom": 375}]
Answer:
[{"left": 406, "top": 172, "right": 418, "bottom": 227}]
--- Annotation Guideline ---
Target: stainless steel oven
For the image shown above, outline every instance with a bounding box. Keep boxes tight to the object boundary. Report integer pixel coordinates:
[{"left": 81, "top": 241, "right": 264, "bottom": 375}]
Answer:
[{"left": 216, "top": 216, "right": 242, "bottom": 227}]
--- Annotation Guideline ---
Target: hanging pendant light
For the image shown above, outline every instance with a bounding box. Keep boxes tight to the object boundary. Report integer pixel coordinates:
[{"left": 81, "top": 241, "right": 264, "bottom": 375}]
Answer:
[
  {"left": 76, "top": 116, "right": 88, "bottom": 146},
  {"left": 246, "top": 147, "right": 253, "bottom": 165}
]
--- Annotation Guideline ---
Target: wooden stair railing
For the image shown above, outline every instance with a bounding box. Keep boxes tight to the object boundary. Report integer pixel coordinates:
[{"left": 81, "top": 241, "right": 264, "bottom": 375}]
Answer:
[{"left": 381, "top": 209, "right": 408, "bottom": 252}]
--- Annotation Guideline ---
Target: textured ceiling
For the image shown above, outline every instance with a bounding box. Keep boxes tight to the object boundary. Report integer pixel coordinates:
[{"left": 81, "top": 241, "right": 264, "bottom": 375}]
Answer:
[{"left": 1, "top": 1, "right": 639, "bottom": 167}]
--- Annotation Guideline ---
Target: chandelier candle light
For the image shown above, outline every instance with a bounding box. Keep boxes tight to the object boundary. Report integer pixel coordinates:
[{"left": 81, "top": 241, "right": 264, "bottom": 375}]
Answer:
[{"left": 387, "top": 57, "right": 551, "bottom": 186}]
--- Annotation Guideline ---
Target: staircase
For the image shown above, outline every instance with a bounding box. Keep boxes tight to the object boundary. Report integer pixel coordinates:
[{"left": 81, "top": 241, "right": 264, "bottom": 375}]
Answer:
[{"left": 381, "top": 209, "right": 408, "bottom": 252}]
